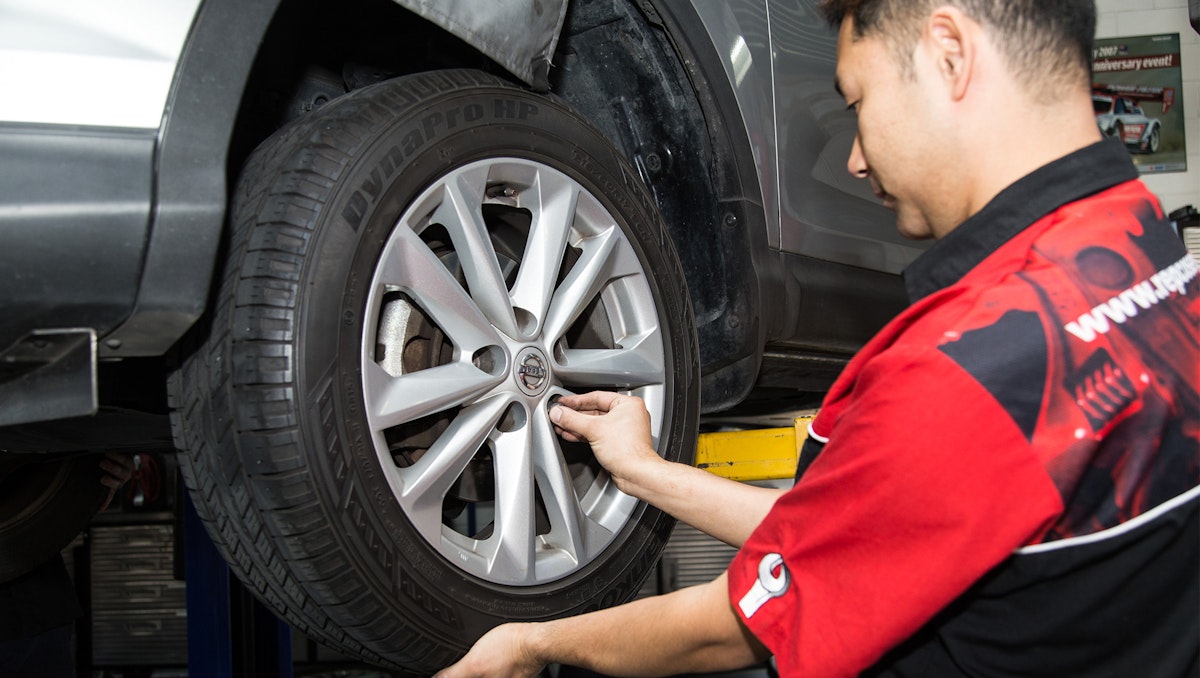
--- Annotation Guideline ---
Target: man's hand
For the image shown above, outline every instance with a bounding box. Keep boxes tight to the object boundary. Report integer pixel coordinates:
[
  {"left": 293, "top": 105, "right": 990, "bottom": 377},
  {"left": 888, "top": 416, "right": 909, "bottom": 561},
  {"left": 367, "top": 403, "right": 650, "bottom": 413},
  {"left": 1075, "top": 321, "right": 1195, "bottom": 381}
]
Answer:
[
  {"left": 98, "top": 452, "right": 134, "bottom": 512},
  {"left": 552, "top": 391, "right": 785, "bottom": 548},
  {"left": 550, "top": 391, "right": 661, "bottom": 488},
  {"left": 434, "top": 623, "right": 544, "bottom": 678},
  {"left": 436, "top": 574, "right": 766, "bottom": 678}
]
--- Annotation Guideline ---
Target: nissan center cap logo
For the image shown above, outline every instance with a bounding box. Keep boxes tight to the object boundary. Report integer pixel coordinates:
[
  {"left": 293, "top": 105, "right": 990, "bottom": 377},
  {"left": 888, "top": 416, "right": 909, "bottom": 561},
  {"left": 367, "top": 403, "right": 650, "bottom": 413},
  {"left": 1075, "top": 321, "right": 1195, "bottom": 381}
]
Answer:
[{"left": 515, "top": 347, "right": 550, "bottom": 395}]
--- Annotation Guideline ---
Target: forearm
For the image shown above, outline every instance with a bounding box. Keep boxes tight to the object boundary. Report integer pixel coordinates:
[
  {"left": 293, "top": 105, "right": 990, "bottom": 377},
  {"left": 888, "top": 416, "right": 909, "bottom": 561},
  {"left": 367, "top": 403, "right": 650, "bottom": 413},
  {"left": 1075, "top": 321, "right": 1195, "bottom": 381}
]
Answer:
[
  {"left": 531, "top": 572, "right": 767, "bottom": 677},
  {"left": 618, "top": 456, "right": 784, "bottom": 547},
  {"left": 547, "top": 393, "right": 784, "bottom": 546}
]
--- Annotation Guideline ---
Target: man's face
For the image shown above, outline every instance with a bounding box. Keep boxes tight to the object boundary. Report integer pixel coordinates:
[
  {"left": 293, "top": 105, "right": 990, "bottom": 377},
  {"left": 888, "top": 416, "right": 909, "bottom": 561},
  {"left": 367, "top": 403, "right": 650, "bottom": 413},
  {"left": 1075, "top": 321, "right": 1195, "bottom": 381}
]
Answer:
[{"left": 835, "top": 18, "right": 953, "bottom": 240}]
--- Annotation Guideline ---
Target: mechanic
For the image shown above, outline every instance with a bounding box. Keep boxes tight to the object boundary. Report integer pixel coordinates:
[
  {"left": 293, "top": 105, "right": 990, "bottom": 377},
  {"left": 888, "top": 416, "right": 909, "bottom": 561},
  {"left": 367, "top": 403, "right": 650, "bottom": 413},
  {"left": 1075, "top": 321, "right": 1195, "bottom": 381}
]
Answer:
[
  {"left": 0, "top": 453, "right": 133, "bottom": 678},
  {"left": 436, "top": 0, "right": 1199, "bottom": 675}
]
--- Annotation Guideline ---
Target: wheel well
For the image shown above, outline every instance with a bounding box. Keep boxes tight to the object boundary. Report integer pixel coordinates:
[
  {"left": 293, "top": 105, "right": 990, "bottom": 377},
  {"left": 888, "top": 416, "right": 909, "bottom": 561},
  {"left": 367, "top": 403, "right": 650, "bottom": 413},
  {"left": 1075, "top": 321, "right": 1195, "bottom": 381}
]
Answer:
[
  {"left": 226, "top": 0, "right": 765, "bottom": 412},
  {"left": 227, "top": 0, "right": 511, "bottom": 170},
  {"left": 88, "top": 0, "right": 763, "bottom": 441}
]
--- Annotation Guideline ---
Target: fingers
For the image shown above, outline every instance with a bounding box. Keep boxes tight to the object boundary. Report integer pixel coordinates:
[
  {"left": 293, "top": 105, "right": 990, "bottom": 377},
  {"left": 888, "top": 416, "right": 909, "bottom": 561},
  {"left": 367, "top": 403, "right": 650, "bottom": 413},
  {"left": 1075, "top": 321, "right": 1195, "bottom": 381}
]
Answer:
[
  {"left": 98, "top": 488, "right": 119, "bottom": 513},
  {"left": 557, "top": 391, "right": 626, "bottom": 414},
  {"left": 551, "top": 392, "right": 646, "bottom": 441},
  {"left": 99, "top": 453, "right": 134, "bottom": 486},
  {"left": 99, "top": 474, "right": 123, "bottom": 491},
  {"left": 549, "top": 404, "right": 590, "bottom": 442},
  {"left": 434, "top": 623, "right": 544, "bottom": 678},
  {"left": 98, "top": 453, "right": 136, "bottom": 511}
]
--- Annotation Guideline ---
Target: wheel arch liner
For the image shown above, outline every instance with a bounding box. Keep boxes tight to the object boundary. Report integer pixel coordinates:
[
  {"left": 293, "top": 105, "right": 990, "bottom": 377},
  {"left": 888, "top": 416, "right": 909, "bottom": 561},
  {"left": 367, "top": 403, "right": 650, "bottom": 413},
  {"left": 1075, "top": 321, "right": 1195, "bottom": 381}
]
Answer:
[
  {"left": 552, "top": 0, "right": 774, "bottom": 411},
  {"left": 391, "top": 0, "right": 569, "bottom": 90}
]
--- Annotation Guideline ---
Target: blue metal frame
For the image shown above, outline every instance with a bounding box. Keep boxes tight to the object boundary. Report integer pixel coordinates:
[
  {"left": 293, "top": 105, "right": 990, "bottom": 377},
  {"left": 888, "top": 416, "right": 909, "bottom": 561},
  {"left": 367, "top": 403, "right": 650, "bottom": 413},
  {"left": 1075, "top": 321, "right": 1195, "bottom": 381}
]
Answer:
[{"left": 183, "top": 494, "right": 293, "bottom": 677}]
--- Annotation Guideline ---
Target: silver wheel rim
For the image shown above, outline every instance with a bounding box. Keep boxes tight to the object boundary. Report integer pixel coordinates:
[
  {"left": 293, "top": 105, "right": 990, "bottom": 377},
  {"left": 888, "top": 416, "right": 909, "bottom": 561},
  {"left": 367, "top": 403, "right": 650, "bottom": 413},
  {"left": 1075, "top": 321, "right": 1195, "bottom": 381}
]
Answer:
[{"left": 361, "top": 158, "right": 668, "bottom": 586}]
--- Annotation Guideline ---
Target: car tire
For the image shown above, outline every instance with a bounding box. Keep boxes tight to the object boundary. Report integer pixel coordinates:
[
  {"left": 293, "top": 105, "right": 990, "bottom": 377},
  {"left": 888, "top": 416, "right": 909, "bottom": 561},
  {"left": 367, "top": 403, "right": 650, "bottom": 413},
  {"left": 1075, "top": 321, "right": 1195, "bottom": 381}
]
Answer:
[
  {"left": 168, "top": 69, "right": 699, "bottom": 671},
  {"left": 1146, "top": 125, "right": 1160, "bottom": 154},
  {"left": 0, "top": 454, "right": 104, "bottom": 582}
]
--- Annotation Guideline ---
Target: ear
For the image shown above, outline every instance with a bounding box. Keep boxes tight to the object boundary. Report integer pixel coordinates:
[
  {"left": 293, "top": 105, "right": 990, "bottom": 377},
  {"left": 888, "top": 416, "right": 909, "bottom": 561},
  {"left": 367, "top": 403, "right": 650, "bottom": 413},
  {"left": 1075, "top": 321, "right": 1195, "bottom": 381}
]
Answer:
[{"left": 923, "top": 7, "right": 976, "bottom": 101}]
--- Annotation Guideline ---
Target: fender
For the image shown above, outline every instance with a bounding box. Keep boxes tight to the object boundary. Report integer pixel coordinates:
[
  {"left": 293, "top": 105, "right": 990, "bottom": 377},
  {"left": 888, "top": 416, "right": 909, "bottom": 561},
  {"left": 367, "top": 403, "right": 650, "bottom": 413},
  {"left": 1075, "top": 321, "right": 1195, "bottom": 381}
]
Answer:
[
  {"left": 105, "top": 0, "right": 566, "bottom": 357},
  {"left": 102, "top": 0, "right": 283, "bottom": 357}
]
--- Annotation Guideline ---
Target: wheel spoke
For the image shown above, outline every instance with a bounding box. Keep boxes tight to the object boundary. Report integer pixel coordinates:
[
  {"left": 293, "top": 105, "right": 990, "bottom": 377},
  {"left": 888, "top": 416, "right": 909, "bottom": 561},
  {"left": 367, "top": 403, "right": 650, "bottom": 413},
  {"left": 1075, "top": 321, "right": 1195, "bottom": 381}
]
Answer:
[
  {"left": 374, "top": 225, "right": 502, "bottom": 353},
  {"left": 542, "top": 226, "right": 642, "bottom": 342},
  {"left": 364, "top": 360, "right": 501, "bottom": 432},
  {"left": 487, "top": 424, "right": 536, "bottom": 582},
  {"left": 432, "top": 167, "right": 520, "bottom": 338},
  {"left": 396, "top": 396, "right": 512, "bottom": 542},
  {"left": 555, "top": 330, "right": 665, "bottom": 389},
  {"left": 509, "top": 170, "right": 579, "bottom": 339},
  {"left": 531, "top": 412, "right": 586, "bottom": 565}
]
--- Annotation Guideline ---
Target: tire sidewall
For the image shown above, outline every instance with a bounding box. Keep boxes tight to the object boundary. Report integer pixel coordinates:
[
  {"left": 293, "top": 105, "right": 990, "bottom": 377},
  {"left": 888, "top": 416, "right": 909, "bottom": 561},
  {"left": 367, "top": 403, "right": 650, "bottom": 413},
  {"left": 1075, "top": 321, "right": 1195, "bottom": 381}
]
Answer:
[
  {"left": 289, "top": 73, "right": 699, "bottom": 645},
  {"left": 0, "top": 456, "right": 103, "bottom": 582}
]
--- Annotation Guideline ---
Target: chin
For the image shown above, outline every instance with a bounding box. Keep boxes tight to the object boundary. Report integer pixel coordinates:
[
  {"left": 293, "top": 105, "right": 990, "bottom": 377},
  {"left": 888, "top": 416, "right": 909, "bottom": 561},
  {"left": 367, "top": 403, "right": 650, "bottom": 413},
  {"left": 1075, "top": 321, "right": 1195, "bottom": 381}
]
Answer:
[{"left": 894, "top": 216, "right": 936, "bottom": 241}]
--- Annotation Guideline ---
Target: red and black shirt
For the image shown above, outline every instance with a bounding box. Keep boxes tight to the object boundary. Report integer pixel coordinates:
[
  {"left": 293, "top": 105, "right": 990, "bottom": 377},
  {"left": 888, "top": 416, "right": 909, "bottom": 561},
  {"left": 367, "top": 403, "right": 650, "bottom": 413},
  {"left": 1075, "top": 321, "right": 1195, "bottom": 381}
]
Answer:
[{"left": 728, "top": 138, "right": 1199, "bottom": 677}]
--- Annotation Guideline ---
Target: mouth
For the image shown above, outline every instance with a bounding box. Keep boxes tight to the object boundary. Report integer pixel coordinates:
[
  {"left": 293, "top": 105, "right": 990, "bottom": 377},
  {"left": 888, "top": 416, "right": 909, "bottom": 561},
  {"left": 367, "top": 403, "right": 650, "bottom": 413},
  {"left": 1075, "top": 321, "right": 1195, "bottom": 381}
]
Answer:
[
  {"left": 873, "top": 176, "right": 892, "bottom": 202},
  {"left": 871, "top": 182, "right": 894, "bottom": 208}
]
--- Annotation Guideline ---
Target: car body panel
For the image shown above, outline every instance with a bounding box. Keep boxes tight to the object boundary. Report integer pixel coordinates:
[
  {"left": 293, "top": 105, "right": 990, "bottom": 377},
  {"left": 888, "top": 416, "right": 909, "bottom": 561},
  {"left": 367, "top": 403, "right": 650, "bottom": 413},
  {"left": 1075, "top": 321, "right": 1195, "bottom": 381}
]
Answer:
[
  {"left": 769, "top": 1, "right": 925, "bottom": 274},
  {"left": 687, "top": 1, "right": 778, "bottom": 247},
  {"left": 0, "top": 0, "right": 201, "bottom": 128},
  {"left": 687, "top": 0, "right": 926, "bottom": 275},
  {"left": 0, "top": 0, "right": 202, "bottom": 364},
  {"left": 0, "top": 126, "right": 155, "bottom": 354}
]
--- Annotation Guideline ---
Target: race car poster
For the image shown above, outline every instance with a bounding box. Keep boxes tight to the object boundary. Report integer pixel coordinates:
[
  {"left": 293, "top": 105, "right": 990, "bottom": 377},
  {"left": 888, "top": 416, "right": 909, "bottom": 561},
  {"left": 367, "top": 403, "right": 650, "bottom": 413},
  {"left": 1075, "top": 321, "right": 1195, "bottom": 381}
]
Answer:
[{"left": 1092, "top": 33, "right": 1187, "bottom": 174}]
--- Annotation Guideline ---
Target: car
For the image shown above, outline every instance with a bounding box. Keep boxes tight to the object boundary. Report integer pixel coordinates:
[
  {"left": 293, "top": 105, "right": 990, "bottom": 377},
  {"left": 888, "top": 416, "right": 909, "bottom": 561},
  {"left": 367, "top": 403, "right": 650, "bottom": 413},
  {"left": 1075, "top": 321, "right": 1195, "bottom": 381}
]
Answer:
[
  {"left": 1093, "top": 93, "right": 1163, "bottom": 154},
  {"left": 0, "top": 0, "right": 915, "bottom": 671}
]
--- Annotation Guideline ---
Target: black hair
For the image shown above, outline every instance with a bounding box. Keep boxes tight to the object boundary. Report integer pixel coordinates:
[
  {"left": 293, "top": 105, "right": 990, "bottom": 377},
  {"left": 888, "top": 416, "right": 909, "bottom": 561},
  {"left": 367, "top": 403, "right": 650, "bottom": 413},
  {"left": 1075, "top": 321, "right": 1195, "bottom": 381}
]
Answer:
[{"left": 819, "top": 0, "right": 1096, "bottom": 91}]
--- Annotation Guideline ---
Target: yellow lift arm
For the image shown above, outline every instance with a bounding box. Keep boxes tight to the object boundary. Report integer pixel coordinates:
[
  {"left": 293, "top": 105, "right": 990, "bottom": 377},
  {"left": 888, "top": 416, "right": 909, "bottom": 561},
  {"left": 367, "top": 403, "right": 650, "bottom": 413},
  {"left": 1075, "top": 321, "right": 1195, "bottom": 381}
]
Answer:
[{"left": 693, "top": 415, "right": 815, "bottom": 482}]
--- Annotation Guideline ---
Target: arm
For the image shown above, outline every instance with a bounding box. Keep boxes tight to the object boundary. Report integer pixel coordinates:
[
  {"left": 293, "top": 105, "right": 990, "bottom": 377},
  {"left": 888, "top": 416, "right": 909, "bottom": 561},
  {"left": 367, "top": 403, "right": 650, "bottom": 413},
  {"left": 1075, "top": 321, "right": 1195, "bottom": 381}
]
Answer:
[
  {"left": 551, "top": 392, "right": 784, "bottom": 547},
  {"left": 436, "top": 572, "right": 769, "bottom": 678}
]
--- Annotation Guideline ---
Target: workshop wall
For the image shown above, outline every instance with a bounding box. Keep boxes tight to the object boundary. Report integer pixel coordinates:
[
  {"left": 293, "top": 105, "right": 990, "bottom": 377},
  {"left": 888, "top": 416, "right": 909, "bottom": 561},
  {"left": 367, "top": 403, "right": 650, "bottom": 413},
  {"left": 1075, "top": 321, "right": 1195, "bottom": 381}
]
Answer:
[{"left": 1095, "top": 0, "right": 1200, "bottom": 214}]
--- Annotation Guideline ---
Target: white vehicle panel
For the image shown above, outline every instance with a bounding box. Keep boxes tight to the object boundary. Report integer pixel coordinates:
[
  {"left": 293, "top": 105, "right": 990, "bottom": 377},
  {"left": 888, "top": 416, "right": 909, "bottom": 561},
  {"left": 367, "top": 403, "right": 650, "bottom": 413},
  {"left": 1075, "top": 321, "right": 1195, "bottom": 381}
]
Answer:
[{"left": 0, "top": 0, "right": 200, "bottom": 128}]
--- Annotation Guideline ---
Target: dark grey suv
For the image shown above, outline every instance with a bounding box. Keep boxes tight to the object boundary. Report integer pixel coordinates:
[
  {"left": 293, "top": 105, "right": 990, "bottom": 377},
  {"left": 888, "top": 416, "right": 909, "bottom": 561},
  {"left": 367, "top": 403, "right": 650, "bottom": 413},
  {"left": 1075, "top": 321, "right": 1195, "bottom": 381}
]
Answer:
[{"left": 0, "top": 0, "right": 917, "bottom": 671}]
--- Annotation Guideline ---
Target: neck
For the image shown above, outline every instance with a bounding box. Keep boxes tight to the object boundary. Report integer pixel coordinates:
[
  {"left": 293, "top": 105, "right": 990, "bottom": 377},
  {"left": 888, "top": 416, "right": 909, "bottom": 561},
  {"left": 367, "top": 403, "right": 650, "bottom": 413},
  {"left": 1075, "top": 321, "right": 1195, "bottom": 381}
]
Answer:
[{"left": 953, "top": 90, "right": 1102, "bottom": 235}]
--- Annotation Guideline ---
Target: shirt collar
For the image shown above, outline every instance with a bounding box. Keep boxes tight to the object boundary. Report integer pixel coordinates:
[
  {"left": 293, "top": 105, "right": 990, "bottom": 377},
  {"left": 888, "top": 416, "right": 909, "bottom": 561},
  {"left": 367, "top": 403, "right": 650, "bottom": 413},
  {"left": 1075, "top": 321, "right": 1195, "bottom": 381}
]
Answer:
[{"left": 903, "top": 137, "right": 1139, "bottom": 303}]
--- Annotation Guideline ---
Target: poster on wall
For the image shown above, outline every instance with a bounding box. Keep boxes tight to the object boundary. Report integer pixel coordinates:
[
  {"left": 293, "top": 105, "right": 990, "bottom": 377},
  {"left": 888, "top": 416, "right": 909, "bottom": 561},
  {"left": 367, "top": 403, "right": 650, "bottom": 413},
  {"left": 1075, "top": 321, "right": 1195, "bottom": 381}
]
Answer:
[{"left": 1092, "top": 33, "right": 1187, "bottom": 174}]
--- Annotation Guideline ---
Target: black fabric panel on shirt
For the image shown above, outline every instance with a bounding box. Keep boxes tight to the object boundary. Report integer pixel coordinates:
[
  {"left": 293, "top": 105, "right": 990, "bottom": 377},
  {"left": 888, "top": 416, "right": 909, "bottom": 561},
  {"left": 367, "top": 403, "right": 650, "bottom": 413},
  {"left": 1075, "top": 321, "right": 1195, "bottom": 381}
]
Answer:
[
  {"left": 794, "top": 435, "right": 827, "bottom": 483},
  {"left": 938, "top": 310, "right": 1047, "bottom": 442},
  {"left": 865, "top": 493, "right": 1199, "bottom": 678}
]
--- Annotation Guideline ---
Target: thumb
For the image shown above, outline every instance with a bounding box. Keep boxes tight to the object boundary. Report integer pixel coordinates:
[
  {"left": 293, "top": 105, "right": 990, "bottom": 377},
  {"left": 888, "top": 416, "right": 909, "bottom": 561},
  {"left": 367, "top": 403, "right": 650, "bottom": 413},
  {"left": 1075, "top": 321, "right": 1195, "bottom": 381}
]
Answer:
[{"left": 550, "top": 405, "right": 594, "bottom": 441}]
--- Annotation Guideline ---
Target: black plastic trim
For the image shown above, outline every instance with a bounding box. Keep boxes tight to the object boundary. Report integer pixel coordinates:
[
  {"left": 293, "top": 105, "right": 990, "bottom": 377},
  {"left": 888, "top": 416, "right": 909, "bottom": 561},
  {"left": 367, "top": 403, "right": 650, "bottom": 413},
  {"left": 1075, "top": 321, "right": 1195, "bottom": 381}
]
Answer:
[
  {"left": 608, "top": 0, "right": 776, "bottom": 411},
  {"left": 101, "top": 0, "right": 284, "bottom": 357}
]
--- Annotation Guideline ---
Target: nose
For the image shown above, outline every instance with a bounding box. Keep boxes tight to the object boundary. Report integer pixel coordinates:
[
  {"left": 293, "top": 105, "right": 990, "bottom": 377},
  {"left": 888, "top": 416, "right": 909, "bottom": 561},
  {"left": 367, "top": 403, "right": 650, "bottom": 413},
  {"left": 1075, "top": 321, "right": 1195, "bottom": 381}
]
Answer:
[{"left": 847, "top": 134, "right": 869, "bottom": 179}]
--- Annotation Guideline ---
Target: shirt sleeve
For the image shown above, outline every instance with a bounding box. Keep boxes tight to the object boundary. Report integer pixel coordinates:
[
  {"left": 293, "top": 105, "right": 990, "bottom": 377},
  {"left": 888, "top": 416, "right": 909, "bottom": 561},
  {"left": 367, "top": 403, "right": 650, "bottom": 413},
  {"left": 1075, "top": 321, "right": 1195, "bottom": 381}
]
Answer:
[{"left": 727, "top": 346, "right": 1063, "bottom": 677}]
